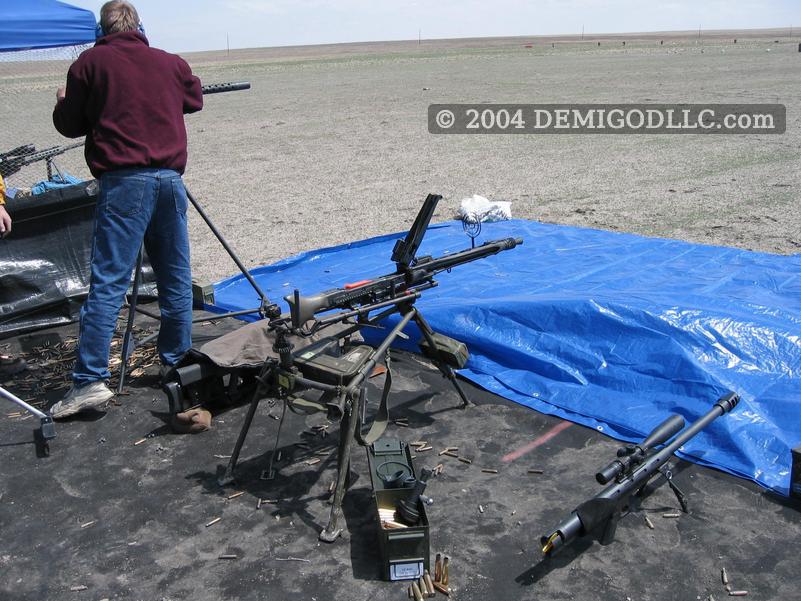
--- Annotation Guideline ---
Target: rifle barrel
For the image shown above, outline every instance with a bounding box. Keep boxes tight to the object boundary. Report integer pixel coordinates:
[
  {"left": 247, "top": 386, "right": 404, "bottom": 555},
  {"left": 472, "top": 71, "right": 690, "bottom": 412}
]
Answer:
[
  {"left": 201, "top": 82, "right": 251, "bottom": 95},
  {"left": 410, "top": 237, "right": 523, "bottom": 280}
]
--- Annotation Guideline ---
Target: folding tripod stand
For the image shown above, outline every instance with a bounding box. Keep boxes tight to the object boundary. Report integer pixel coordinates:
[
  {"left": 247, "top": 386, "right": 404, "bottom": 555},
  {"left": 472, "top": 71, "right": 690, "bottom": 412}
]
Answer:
[{"left": 217, "top": 295, "right": 470, "bottom": 542}]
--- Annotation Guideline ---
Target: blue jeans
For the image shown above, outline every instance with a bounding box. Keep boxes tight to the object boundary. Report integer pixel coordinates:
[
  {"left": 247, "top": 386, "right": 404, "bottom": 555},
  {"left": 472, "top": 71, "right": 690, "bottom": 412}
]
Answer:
[{"left": 73, "top": 168, "right": 192, "bottom": 387}]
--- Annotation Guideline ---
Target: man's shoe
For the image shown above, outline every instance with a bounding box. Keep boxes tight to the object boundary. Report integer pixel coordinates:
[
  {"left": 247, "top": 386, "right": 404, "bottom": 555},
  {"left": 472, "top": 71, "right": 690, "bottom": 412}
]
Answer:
[
  {"left": 170, "top": 408, "right": 212, "bottom": 434},
  {"left": 0, "top": 355, "right": 27, "bottom": 381},
  {"left": 50, "top": 382, "right": 114, "bottom": 420}
]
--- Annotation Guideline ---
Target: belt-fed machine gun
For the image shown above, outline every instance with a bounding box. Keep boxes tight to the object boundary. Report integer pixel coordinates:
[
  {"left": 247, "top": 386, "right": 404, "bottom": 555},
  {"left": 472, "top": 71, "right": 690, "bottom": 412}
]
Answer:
[{"left": 184, "top": 193, "right": 522, "bottom": 542}]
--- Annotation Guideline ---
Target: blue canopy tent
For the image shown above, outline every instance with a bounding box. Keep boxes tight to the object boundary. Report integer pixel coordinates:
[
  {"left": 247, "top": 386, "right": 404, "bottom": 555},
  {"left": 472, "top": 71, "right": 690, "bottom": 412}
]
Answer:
[{"left": 1, "top": 0, "right": 96, "bottom": 52}]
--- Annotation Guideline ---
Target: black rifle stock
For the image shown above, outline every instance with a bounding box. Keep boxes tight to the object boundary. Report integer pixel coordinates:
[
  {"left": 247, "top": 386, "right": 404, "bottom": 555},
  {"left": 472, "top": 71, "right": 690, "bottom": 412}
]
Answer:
[{"left": 540, "top": 392, "right": 739, "bottom": 556}]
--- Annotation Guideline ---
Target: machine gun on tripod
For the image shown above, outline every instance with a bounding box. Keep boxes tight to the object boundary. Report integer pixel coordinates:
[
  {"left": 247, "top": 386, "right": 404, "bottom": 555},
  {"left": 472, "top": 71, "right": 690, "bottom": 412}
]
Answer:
[
  {"left": 540, "top": 392, "right": 740, "bottom": 556},
  {"left": 212, "top": 193, "right": 523, "bottom": 542}
]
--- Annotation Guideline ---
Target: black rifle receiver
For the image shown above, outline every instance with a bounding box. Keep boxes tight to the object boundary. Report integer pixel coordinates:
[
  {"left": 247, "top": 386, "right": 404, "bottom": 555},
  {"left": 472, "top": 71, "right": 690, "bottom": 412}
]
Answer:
[{"left": 540, "top": 392, "right": 740, "bottom": 556}]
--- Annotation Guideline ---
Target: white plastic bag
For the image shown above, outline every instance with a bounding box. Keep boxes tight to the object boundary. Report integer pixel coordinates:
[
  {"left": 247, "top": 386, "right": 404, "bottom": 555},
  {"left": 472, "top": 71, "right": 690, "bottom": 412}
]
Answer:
[{"left": 456, "top": 195, "right": 512, "bottom": 222}]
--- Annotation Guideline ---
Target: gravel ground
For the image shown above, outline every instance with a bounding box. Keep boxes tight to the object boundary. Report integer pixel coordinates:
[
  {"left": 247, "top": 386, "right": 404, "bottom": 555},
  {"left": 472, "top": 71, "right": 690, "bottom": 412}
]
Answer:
[{"left": 2, "top": 30, "right": 799, "bottom": 283}]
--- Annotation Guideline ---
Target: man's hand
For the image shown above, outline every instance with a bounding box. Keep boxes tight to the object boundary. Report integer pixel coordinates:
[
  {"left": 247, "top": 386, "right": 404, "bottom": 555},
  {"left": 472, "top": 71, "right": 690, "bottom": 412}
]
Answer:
[
  {"left": 56, "top": 87, "right": 66, "bottom": 103},
  {"left": 0, "top": 205, "right": 11, "bottom": 237}
]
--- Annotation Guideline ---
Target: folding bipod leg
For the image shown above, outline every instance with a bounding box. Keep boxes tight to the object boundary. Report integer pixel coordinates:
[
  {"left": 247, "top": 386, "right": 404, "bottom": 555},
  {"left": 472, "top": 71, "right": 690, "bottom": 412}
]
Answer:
[
  {"left": 319, "top": 389, "right": 361, "bottom": 543},
  {"left": 118, "top": 245, "right": 145, "bottom": 394},
  {"left": 412, "top": 308, "right": 471, "bottom": 407},
  {"left": 218, "top": 361, "right": 275, "bottom": 486}
]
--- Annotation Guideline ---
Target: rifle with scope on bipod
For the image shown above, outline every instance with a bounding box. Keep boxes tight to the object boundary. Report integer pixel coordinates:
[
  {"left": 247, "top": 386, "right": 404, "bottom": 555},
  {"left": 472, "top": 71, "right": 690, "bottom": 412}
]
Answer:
[{"left": 540, "top": 392, "right": 740, "bottom": 556}]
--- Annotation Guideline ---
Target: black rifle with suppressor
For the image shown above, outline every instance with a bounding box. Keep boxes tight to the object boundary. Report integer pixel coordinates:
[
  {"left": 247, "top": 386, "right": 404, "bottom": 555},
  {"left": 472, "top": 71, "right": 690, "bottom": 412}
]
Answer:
[{"left": 540, "top": 392, "right": 739, "bottom": 556}]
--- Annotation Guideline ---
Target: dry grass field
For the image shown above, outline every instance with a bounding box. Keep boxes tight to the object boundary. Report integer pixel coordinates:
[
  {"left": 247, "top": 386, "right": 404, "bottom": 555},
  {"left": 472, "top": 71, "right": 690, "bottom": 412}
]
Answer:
[{"left": 2, "top": 29, "right": 799, "bottom": 282}]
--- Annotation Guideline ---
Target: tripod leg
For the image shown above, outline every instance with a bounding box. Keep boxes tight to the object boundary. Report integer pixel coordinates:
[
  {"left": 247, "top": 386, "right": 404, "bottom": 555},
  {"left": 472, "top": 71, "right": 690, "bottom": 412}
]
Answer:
[
  {"left": 413, "top": 309, "right": 471, "bottom": 407},
  {"left": 185, "top": 188, "right": 269, "bottom": 308},
  {"left": 320, "top": 392, "right": 358, "bottom": 543},
  {"left": 218, "top": 364, "right": 273, "bottom": 486},
  {"left": 117, "top": 246, "right": 144, "bottom": 394}
]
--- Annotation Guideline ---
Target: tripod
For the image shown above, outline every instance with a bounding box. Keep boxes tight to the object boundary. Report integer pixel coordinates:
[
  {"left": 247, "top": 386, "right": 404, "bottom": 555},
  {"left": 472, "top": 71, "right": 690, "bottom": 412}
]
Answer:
[{"left": 218, "top": 296, "right": 470, "bottom": 543}]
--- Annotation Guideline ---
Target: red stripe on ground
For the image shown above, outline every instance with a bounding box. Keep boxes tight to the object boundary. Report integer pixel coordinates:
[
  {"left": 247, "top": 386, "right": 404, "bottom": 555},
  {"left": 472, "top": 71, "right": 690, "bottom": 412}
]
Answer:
[{"left": 501, "top": 420, "right": 573, "bottom": 463}]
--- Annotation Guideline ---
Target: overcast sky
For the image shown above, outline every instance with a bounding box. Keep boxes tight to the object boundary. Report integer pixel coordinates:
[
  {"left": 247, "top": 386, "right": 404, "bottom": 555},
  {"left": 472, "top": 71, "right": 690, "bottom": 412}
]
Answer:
[{"left": 66, "top": 0, "right": 801, "bottom": 54}]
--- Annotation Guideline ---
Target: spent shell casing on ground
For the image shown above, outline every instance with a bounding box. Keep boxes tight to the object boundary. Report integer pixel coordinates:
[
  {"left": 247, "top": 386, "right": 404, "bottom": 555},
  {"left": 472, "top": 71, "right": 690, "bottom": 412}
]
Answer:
[
  {"left": 721, "top": 568, "right": 729, "bottom": 585},
  {"left": 728, "top": 592, "right": 748, "bottom": 597},
  {"left": 527, "top": 468, "right": 544, "bottom": 474},
  {"left": 457, "top": 457, "right": 472, "bottom": 464},
  {"left": 481, "top": 468, "right": 499, "bottom": 474},
  {"left": 205, "top": 517, "right": 221, "bottom": 527},
  {"left": 218, "top": 554, "right": 237, "bottom": 560},
  {"left": 442, "top": 451, "right": 459, "bottom": 458},
  {"left": 227, "top": 491, "right": 245, "bottom": 500},
  {"left": 662, "top": 512, "right": 681, "bottom": 518},
  {"left": 441, "top": 556, "right": 450, "bottom": 585},
  {"left": 434, "top": 553, "right": 442, "bottom": 582},
  {"left": 645, "top": 515, "right": 655, "bottom": 529},
  {"left": 411, "top": 581, "right": 425, "bottom": 601}
]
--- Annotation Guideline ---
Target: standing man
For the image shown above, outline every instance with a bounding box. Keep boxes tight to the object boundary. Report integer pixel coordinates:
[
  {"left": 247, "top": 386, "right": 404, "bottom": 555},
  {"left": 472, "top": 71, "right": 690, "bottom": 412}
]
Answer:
[{"left": 50, "top": 1, "right": 203, "bottom": 419}]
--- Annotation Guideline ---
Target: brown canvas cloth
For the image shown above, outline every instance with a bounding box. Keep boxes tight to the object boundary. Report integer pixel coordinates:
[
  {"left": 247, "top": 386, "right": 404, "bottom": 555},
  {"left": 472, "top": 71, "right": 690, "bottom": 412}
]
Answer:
[{"left": 194, "top": 319, "right": 363, "bottom": 369}]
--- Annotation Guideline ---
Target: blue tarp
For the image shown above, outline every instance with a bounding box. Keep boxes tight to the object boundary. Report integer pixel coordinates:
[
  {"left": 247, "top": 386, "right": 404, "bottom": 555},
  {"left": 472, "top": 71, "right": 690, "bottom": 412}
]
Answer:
[
  {"left": 209, "top": 220, "right": 801, "bottom": 496},
  {"left": 1, "top": 0, "right": 96, "bottom": 52}
]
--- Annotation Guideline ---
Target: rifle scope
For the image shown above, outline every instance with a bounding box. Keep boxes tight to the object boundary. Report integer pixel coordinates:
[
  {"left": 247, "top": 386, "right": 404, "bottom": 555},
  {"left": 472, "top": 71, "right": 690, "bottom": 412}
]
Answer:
[{"left": 595, "top": 414, "right": 685, "bottom": 485}]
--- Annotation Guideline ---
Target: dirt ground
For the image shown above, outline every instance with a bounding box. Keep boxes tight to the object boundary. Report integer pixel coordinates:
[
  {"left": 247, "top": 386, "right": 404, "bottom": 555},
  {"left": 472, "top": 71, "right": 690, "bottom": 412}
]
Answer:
[
  {"left": 2, "top": 29, "right": 799, "bottom": 283},
  {"left": 1, "top": 318, "right": 799, "bottom": 601}
]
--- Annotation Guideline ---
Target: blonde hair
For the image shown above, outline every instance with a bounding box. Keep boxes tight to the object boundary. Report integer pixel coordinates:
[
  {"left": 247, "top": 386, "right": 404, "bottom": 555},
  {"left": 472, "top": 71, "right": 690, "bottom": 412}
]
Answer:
[{"left": 99, "top": 1, "right": 140, "bottom": 35}]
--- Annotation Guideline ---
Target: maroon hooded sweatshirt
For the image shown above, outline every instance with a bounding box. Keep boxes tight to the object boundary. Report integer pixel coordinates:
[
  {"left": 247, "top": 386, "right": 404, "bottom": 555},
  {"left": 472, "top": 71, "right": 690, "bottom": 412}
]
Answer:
[{"left": 53, "top": 31, "right": 203, "bottom": 178}]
